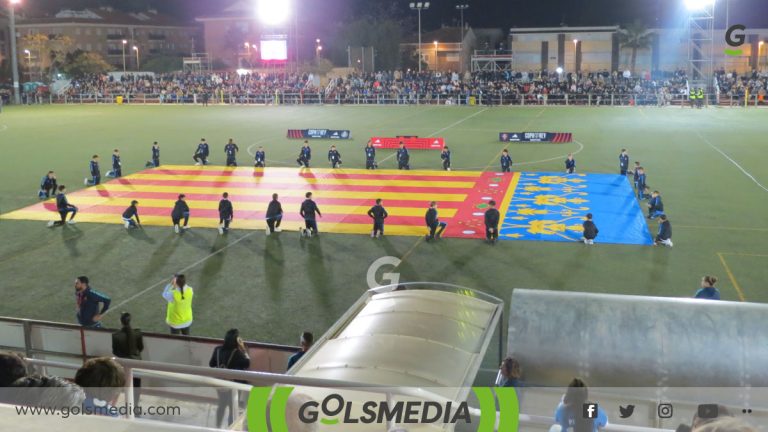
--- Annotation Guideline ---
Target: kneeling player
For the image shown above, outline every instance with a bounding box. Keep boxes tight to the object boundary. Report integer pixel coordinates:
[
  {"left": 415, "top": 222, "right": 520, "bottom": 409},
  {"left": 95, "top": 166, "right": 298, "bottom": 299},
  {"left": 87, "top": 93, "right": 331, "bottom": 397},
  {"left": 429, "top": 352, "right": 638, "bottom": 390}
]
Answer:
[
  {"left": 655, "top": 214, "right": 673, "bottom": 247},
  {"left": 47, "top": 185, "right": 77, "bottom": 227},
  {"left": 581, "top": 213, "right": 599, "bottom": 245},
  {"left": 255, "top": 146, "right": 266, "bottom": 167},
  {"left": 171, "top": 194, "right": 190, "bottom": 234},
  {"left": 39, "top": 171, "right": 57, "bottom": 199},
  {"left": 328, "top": 145, "right": 342, "bottom": 168},
  {"left": 441, "top": 146, "right": 452, "bottom": 171},
  {"left": 424, "top": 201, "right": 447, "bottom": 241},
  {"left": 122, "top": 200, "right": 141, "bottom": 229},
  {"left": 300, "top": 192, "right": 322, "bottom": 237}
]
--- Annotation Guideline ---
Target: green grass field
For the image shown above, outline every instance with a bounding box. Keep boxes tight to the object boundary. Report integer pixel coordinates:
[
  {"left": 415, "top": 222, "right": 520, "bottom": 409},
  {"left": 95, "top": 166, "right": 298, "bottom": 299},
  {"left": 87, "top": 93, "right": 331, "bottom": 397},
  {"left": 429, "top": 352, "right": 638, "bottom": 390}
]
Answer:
[{"left": 0, "top": 104, "right": 766, "bottom": 363}]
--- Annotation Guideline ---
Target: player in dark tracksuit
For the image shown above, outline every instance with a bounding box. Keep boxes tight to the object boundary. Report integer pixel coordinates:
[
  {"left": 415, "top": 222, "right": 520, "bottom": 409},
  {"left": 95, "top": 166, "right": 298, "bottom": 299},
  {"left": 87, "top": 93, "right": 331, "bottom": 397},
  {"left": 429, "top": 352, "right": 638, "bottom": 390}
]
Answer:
[
  {"left": 193, "top": 139, "right": 210, "bottom": 165},
  {"left": 367, "top": 199, "right": 388, "bottom": 238},
  {"left": 500, "top": 150, "right": 512, "bottom": 172},
  {"left": 441, "top": 147, "right": 452, "bottom": 171},
  {"left": 254, "top": 147, "right": 266, "bottom": 168},
  {"left": 647, "top": 191, "right": 665, "bottom": 219},
  {"left": 48, "top": 185, "right": 78, "bottom": 227},
  {"left": 365, "top": 141, "right": 377, "bottom": 170},
  {"left": 110, "top": 149, "right": 122, "bottom": 178},
  {"left": 328, "top": 146, "right": 342, "bottom": 168},
  {"left": 224, "top": 139, "right": 239, "bottom": 167},
  {"left": 39, "top": 171, "right": 58, "bottom": 199},
  {"left": 122, "top": 200, "right": 141, "bottom": 229},
  {"left": 655, "top": 214, "right": 673, "bottom": 247},
  {"left": 171, "top": 194, "right": 190, "bottom": 233},
  {"left": 151, "top": 142, "right": 160, "bottom": 167},
  {"left": 265, "top": 193, "right": 283, "bottom": 235},
  {"left": 85, "top": 155, "right": 101, "bottom": 186},
  {"left": 484, "top": 200, "right": 500, "bottom": 244},
  {"left": 300, "top": 192, "right": 321, "bottom": 237},
  {"left": 619, "top": 149, "right": 629, "bottom": 175},
  {"left": 218, "top": 192, "right": 234, "bottom": 234},
  {"left": 635, "top": 167, "right": 647, "bottom": 200},
  {"left": 397, "top": 144, "right": 410, "bottom": 170},
  {"left": 424, "top": 201, "right": 447, "bottom": 241},
  {"left": 297, "top": 141, "right": 312, "bottom": 167},
  {"left": 582, "top": 213, "right": 599, "bottom": 245},
  {"left": 565, "top": 153, "right": 576, "bottom": 174}
]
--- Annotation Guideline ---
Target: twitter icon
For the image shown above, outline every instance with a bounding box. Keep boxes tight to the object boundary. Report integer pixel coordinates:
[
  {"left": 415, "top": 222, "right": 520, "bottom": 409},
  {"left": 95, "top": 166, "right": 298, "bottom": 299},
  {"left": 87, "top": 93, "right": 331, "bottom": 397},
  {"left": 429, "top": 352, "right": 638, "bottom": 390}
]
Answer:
[{"left": 619, "top": 405, "right": 635, "bottom": 418}]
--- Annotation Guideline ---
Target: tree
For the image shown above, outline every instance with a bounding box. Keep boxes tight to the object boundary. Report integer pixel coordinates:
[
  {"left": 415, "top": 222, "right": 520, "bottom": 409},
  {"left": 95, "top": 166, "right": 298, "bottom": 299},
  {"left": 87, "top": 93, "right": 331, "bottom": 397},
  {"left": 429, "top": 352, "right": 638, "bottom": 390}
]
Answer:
[
  {"left": 61, "top": 51, "right": 113, "bottom": 76},
  {"left": 20, "top": 33, "right": 74, "bottom": 80},
  {"left": 618, "top": 21, "right": 654, "bottom": 75},
  {"left": 334, "top": 17, "right": 404, "bottom": 70},
  {"left": 143, "top": 56, "right": 183, "bottom": 73}
]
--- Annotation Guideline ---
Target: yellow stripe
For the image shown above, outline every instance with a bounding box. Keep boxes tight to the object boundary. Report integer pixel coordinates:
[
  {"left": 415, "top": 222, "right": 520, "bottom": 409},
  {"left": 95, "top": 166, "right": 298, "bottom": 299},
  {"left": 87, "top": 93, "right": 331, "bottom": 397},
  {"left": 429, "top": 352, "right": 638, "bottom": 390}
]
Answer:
[
  {"left": 498, "top": 173, "right": 521, "bottom": 218},
  {"left": 717, "top": 252, "right": 747, "bottom": 302},
  {"left": 160, "top": 165, "right": 481, "bottom": 178},
  {"left": 70, "top": 185, "right": 469, "bottom": 202},
  {"left": 131, "top": 173, "right": 476, "bottom": 188},
  {"left": 11, "top": 197, "right": 456, "bottom": 218},
  {"left": 0, "top": 212, "right": 429, "bottom": 236}
]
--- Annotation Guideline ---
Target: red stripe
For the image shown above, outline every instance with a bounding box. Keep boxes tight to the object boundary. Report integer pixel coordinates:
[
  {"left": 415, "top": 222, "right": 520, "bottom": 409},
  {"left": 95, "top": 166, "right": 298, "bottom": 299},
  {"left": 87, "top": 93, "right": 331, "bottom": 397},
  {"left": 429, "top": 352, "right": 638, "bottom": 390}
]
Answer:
[
  {"left": 150, "top": 169, "right": 479, "bottom": 182},
  {"left": 64, "top": 191, "right": 465, "bottom": 209},
  {"left": 116, "top": 178, "right": 472, "bottom": 193}
]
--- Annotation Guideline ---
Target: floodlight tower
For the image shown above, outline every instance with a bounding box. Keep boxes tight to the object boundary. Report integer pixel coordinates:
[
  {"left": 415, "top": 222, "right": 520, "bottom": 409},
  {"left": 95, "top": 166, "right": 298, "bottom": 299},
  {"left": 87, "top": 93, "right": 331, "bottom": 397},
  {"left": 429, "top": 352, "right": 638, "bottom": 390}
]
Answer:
[
  {"left": 410, "top": 2, "right": 430, "bottom": 73},
  {"left": 9, "top": 0, "right": 22, "bottom": 105},
  {"left": 257, "top": 0, "right": 291, "bottom": 71},
  {"left": 685, "top": 0, "right": 715, "bottom": 94}
]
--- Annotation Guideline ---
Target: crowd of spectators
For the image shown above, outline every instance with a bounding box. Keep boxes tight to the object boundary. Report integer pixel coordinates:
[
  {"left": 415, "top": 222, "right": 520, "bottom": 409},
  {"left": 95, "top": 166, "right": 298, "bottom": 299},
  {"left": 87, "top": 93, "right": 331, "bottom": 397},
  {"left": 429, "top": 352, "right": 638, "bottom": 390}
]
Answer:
[{"left": 53, "top": 67, "right": 768, "bottom": 106}]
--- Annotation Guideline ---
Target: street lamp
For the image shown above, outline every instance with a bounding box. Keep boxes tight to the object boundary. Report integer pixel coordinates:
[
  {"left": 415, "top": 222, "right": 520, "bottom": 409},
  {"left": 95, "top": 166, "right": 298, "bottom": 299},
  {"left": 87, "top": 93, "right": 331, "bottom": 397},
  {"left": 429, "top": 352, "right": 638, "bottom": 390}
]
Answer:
[
  {"left": 315, "top": 38, "right": 322, "bottom": 59},
  {"left": 9, "top": 0, "right": 22, "bottom": 104},
  {"left": 573, "top": 39, "right": 579, "bottom": 72},
  {"left": 456, "top": 4, "right": 469, "bottom": 73},
  {"left": 121, "top": 40, "right": 127, "bottom": 73},
  {"left": 433, "top": 40, "right": 438, "bottom": 71},
  {"left": 409, "top": 2, "right": 430, "bottom": 73},
  {"left": 132, "top": 46, "right": 140, "bottom": 71}
]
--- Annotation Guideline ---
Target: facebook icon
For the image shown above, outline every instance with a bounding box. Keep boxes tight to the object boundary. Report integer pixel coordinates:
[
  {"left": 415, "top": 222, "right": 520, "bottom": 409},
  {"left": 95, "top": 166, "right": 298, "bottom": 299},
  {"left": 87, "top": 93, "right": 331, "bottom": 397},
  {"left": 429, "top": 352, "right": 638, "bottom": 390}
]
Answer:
[{"left": 583, "top": 403, "right": 598, "bottom": 419}]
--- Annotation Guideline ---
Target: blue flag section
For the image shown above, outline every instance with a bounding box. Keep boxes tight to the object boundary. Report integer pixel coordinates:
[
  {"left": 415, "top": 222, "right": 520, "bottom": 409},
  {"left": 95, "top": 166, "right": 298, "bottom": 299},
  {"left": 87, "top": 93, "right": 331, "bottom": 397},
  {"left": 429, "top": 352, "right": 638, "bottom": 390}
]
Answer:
[{"left": 500, "top": 173, "right": 653, "bottom": 245}]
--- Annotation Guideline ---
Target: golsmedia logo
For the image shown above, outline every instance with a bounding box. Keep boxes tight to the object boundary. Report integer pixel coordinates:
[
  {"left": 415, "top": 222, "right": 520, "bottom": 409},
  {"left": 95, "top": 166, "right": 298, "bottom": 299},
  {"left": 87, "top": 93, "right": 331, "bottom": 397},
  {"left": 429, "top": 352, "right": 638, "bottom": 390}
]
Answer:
[
  {"left": 247, "top": 386, "right": 519, "bottom": 431},
  {"left": 724, "top": 24, "right": 746, "bottom": 56}
]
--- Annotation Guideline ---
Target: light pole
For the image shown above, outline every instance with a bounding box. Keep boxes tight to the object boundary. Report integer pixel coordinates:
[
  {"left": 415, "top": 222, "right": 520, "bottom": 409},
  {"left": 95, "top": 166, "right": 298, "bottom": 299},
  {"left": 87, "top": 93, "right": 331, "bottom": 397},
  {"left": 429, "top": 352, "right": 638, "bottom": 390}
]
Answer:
[
  {"left": 315, "top": 38, "right": 321, "bottom": 59},
  {"left": 133, "top": 46, "right": 140, "bottom": 71},
  {"left": 409, "top": 2, "right": 430, "bottom": 73},
  {"left": 121, "top": 39, "right": 127, "bottom": 72},
  {"left": 433, "top": 40, "right": 438, "bottom": 71},
  {"left": 456, "top": 4, "right": 469, "bottom": 73},
  {"left": 9, "top": 0, "right": 22, "bottom": 104},
  {"left": 573, "top": 39, "right": 579, "bottom": 73},
  {"left": 23, "top": 49, "right": 30, "bottom": 80}
]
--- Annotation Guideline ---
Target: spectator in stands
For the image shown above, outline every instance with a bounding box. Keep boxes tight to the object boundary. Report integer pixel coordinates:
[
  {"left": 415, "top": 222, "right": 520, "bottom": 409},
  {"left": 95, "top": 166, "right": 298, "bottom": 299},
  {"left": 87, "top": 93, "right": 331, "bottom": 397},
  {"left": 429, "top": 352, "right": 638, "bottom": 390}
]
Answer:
[
  {"left": 581, "top": 213, "right": 599, "bottom": 245},
  {"left": 162, "top": 274, "right": 194, "bottom": 335},
  {"left": 209, "top": 328, "right": 251, "bottom": 428},
  {"left": 554, "top": 378, "right": 608, "bottom": 432},
  {"left": 655, "top": 214, "right": 673, "bottom": 247},
  {"left": 689, "top": 404, "right": 732, "bottom": 430},
  {"left": 693, "top": 417, "right": 756, "bottom": 432},
  {"left": 0, "top": 352, "right": 27, "bottom": 387},
  {"left": 74, "top": 276, "right": 111, "bottom": 328},
  {"left": 9, "top": 375, "right": 86, "bottom": 410},
  {"left": 287, "top": 332, "right": 314, "bottom": 370},
  {"left": 266, "top": 193, "right": 283, "bottom": 235},
  {"left": 112, "top": 312, "right": 144, "bottom": 408},
  {"left": 74, "top": 357, "right": 126, "bottom": 416},
  {"left": 694, "top": 276, "right": 721, "bottom": 300},
  {"left": 496, "top": 356, "right": 522, "bottom": 388}
]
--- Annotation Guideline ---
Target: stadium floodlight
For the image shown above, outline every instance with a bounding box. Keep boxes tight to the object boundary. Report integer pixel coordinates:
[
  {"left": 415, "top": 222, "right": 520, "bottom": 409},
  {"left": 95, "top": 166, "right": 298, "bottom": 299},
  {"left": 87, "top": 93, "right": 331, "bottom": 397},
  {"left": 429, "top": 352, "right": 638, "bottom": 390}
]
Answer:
[
  {"left": 684, "top": 0, "right": 715, "bottom": 10},
  {"left": 257, "top": 0, "right": 290, "bottom": 25},
  {"left": 409, "top": 2, "right": 431, "bottom": 73},
  {"left": 556, "top": 67, "right": 564, "bottom": 74}
]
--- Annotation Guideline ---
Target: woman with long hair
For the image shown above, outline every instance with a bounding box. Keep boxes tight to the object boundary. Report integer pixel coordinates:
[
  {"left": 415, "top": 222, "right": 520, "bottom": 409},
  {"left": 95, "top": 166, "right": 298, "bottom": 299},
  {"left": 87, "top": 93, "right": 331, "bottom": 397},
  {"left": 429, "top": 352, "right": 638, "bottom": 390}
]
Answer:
[
  {"left": 554, "top": 378, "right": 608, "bottom": 432},
  {"left": 209, "top": 328, "right": 251, "bottom": 428},
  {"left": 111, "top": 312, "right": 144, "bottom": 408},
  {"left": 162, "top": 274, "right": 194, "bottom": 335}
]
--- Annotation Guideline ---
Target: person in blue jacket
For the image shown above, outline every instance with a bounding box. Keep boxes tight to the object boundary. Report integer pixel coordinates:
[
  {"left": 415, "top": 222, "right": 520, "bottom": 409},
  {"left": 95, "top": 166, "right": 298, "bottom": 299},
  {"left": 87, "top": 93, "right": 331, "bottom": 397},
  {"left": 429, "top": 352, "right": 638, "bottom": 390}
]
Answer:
[
  {"left": 84, "top": 155, "right": 100, "bottom": 186},
  {"left": 554, "top": 378, "right": 608, "bottom": 432},
  {"left": 694, "top": 276, "right": 721, "bottom": 300},
  {"left": 74, "top": 276, "right": 111, "bottom": 328},
  {"left": 193, "top": 138, "right": 210, "bottom": 165},
  {"left": 500, "top": 149, "right": 512, "bottom": 173}
]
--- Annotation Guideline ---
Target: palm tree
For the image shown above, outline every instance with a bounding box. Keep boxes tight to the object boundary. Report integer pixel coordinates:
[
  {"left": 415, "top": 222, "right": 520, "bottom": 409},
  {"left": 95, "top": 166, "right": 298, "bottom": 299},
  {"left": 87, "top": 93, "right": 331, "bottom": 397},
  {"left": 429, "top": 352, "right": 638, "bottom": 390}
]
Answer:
[{"left": 618, "top": 21, "right": 654, "bottom": 75}]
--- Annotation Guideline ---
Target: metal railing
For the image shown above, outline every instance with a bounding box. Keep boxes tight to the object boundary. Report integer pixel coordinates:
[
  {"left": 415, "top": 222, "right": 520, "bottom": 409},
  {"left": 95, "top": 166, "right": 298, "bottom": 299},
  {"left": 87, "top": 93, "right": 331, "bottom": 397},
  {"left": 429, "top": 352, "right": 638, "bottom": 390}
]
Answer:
[{"left": 32, "top": 92, "right": 768, "bottom": 107}]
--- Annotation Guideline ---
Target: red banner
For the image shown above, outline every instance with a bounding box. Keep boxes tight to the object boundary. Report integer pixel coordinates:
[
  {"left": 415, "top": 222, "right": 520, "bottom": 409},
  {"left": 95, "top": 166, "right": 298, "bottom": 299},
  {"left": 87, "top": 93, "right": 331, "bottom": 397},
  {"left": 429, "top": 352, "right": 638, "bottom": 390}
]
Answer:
[{"left": 370, "top": 137, "right": 445, "bottom": 150}]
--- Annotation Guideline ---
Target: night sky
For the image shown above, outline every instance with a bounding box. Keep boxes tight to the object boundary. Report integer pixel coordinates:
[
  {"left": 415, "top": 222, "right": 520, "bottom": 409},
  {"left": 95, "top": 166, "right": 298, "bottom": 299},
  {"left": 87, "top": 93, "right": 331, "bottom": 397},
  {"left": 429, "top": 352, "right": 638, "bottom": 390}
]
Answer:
[{"left": 21, "top": 0, "right": 768, "bottom": 30}]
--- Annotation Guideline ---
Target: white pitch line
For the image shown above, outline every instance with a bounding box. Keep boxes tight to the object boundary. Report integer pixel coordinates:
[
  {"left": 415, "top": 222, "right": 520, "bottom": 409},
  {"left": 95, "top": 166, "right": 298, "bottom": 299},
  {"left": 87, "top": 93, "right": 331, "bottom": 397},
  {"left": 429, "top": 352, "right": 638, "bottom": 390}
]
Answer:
[
  {"left": 427, "top": 108, "right": 489, "bottom": 137},
  {"left": 697, "top": 132, "right": 768, "bottom": 193},
  {"left": 104, "top": 231, "right": 258, "bottom": 315},
  {"left": 458, "top": 140, "right": 585, "bottom": 170}
]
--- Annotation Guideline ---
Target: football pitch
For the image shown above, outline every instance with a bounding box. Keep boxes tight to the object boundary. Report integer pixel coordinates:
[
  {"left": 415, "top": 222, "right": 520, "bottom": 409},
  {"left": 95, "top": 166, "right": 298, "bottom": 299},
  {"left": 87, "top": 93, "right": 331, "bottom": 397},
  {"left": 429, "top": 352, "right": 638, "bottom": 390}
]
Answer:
[{"left": 0, "top": 104, "right": 766, "bottom": 362}]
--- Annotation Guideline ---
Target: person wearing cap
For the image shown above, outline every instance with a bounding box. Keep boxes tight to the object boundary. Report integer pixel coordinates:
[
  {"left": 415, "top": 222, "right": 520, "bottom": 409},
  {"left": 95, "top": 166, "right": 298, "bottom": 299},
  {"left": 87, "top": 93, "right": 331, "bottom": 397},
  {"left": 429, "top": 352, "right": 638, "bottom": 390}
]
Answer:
[{"left": 122, "top": 200, "right": 141, "bottom": 229}]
